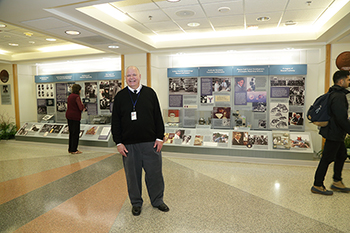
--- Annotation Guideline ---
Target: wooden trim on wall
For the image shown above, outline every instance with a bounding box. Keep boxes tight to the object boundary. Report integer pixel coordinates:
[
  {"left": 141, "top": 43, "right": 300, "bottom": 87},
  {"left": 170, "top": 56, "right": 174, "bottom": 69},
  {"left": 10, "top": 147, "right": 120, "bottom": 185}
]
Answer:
[
  {"left": 147, "top": 53, "right": 151, "bottom": 87},
  {"left": 325, "top": 44, "right": 331, "bottom": 93},
  {"left": 121, "top": 54, "right": 125, "bottom": 88},
  {"left": 322, "top": 44, "right": 332, "bottom": 148},
  {"left": 12, "top": 64, "right": 20, "bottom": 130}
]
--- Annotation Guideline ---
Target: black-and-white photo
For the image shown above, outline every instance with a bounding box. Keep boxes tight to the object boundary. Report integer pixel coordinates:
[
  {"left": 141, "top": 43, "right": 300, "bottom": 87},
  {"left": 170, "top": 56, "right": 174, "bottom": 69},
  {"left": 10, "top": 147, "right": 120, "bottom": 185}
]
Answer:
[
  {"left": 270, "top": 103, "right": 288, "bottom": 129},
  {"left": 289, "top": 86, "right": 304, "bottom": 105},
  {"left": 85, "top": 82, "right": 97, "bottom": 98},
  {"left": 252, "top": 102, "right": 266, "bottom": 112},
  {"left": 57, "top": 101, "right": 67, "bottom": 112},
  {"left": 169, "top": 78, "right": 197, "bottom": 94}
]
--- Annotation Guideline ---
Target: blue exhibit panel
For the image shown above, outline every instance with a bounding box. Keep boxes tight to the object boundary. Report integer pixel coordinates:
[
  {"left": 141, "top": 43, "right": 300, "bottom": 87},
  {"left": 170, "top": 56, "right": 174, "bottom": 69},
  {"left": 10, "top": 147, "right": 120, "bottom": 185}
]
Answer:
[
  {"left": 233, "top": 65, "right": 269, "bottom": 76},
  {"left": 269, "top": 64, "right": 307, "bottom": 75},
  {"left": 199, "top": 66, "right": 233, "bottom": 76},
  {"left": 98, "top": 71, "right": 121, "bottom": 80},
  {"left": 35, "top": 75, "right": 54, "bottom": 83},
  {"left": 35, "top": 71, "right": 121, "bottom": 83},
  {"left": 167, "top": 67, "right": 199, "bottom": 77}
]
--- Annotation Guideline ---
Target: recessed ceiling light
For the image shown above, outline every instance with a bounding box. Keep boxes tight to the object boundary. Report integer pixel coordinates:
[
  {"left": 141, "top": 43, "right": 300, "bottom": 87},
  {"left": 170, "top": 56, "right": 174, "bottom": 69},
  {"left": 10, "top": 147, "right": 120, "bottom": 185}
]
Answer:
[
  {"left": 187, "top": 22, "right": 200, "bottom": 27},
  {"left": 46, "top": 38, "right": 57, "bottom": 42},
  {"left": 218, "top": 7, "right": 231, "bottom": 13},
  {"left": 24, "top": 32, "right": 33, "bottom": 37},
  {"left": 256, "top": 16, "right": 270, "bottom": 21},
  {"left": 285, "top": 20, "right": 297, "bottom": 26},
  {"left": 0, "top": 24, "right": 6, "bottom": 28},
  {"left": 247, "top": 25, "right": 259, "bottom": 30},
  {"left": 167, "top": 0, "right": 181, "bottom": 2},
  {"left": 9, "top": 43, "right": 19, "bottom": 46},
  {"left": 29, "top": 41, "right": 35, "bottom": 44},
  {"left": 176, "top": 10, "right": 195, "bottom": 17},
  {"left": 108, "top": 45, "right": 119, "bottom": 49},
  {"left": 65, "top": 30, "right": 81, "bottom": 35}
]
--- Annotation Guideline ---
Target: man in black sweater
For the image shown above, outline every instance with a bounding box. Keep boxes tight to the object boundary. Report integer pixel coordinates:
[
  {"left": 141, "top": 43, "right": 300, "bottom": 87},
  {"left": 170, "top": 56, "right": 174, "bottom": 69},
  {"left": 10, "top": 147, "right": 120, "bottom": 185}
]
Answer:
[
  {"left": 111, "top": 66, "right": 169, "bottom": 216},
  {"left": 311, "top": 70, "right": 350, "bottom": 195}
]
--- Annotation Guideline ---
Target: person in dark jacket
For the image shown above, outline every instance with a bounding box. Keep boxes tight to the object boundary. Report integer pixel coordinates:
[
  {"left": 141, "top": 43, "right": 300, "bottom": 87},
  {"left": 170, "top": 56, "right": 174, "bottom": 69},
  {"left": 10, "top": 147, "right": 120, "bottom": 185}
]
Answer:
[
  {"left": 111, "top": 66, "right": 169, "bottom": 216},
  {"left": 66, "top": 84, "right": 85, "bottom": 154},
  {"left": 311, "top": 70, "right": 350, "bottom": 195}
]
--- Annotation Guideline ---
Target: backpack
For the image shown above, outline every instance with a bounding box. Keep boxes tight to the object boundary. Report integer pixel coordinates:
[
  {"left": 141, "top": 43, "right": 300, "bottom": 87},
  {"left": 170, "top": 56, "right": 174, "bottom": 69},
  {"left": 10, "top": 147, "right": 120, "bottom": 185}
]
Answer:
[{"left": 307, "top": 92, "right": 331, "bottom": 127}]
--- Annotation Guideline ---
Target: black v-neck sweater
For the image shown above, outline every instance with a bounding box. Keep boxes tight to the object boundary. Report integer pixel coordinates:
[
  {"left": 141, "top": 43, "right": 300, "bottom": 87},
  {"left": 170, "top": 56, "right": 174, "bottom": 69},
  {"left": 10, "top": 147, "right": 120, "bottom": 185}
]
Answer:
[{"left": 111, "top": 86, "right": 165, "bottom": 145}]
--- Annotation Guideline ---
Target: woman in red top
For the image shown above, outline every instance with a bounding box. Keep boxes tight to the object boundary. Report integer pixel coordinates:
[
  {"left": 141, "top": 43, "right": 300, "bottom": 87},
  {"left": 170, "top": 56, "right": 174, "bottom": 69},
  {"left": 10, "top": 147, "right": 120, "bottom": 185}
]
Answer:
[{"left": 66, "top": 84, "right": 85, "bottom": 154}]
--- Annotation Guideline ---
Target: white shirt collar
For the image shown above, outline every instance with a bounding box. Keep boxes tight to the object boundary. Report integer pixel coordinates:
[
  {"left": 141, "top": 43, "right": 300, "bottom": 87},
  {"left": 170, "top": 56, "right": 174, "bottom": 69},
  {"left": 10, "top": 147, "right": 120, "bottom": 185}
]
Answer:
[{"left": 128, "top": 84, "right": 142, "bottom": 94}]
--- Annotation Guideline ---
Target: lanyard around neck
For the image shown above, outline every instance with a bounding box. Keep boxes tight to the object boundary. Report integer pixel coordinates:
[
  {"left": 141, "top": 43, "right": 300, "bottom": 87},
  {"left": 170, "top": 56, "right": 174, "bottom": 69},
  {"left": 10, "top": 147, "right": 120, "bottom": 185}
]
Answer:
[{"left": 128, "top": 89, "right": 141, "bottom": 111}]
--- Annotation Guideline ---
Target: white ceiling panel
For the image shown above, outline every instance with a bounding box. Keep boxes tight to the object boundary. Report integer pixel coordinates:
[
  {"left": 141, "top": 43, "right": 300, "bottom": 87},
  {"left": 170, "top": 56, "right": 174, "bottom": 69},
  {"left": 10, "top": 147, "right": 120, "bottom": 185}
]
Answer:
[
  {"left": 155, "top": 0, "right": 198, "bottom": 9},
  {"left": 245, "top": 0, "right": 289, "bottom": 14},
  {"left": 209, "top": 15, "right": 244, "bottom": 27},
  {"left": 286, "top": 0, "right": 334, "bottom": 10},
  {"left": 162, "top": 5, "right": 207, "bottom": 20},
  {"left": 143, "top": 21, "right": 181, "bottom": 32},
  {"left": 201, "top": 1, "right": 244, "bottom": 17},
  {"left": 127, "top": 9, "right": 169, "bottom": 23},
  {"left": 21, "top": 17, "right": 71, "bottom": 30},
  {"left": 282, "top": 8, "right": 326, "bottom": 22}
]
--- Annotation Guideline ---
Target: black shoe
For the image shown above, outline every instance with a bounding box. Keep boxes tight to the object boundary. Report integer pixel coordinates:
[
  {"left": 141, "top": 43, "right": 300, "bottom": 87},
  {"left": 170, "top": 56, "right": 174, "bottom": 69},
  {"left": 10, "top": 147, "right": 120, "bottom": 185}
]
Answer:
[
  {"left": 132, "top": 206, "right": 141, "bottom": 216},
  {"left": 156, "top": 203, "right": 170, "bottom": 212}
]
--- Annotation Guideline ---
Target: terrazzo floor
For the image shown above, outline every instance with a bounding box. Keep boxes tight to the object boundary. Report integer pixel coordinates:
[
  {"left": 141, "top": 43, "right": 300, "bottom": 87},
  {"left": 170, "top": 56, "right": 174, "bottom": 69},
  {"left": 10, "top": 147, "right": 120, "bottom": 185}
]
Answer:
[{"left": 1, "top": 140, "right": 350, "bottom": 233}]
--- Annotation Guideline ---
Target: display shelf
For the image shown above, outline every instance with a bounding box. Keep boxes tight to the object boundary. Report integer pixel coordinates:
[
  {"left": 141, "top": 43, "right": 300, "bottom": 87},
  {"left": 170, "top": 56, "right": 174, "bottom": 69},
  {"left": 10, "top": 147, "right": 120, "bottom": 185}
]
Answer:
[
  {"left": 15, "top": 122, "right": 114, "bottom": 147},
  {"left": 163, "top": 126, "right": 315, "bottom": 160}
]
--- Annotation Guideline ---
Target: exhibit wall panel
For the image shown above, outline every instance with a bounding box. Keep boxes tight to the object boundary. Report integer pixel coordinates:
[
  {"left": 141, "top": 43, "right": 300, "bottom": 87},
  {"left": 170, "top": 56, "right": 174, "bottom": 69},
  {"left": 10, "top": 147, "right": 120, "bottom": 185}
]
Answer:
[
  {"left": 0, "top": 63, "right": 15, "bottom": 122},
  {"left": 152, "top": 46, "right": 326, "bottom": 153},
  {"left": 17, "top": 64, "right": 37, "bottom": 124}
]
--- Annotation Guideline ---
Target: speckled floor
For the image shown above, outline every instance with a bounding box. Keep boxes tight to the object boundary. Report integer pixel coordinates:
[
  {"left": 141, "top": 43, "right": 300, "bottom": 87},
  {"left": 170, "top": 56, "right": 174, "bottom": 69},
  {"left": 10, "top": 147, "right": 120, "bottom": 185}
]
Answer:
[{"left": 1, "top": 140, "right": 350, "bottom": 233}]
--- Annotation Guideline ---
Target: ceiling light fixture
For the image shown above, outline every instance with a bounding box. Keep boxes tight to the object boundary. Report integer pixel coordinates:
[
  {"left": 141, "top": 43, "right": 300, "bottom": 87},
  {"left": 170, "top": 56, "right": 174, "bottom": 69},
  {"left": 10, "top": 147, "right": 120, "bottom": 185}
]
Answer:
[
  {"left": 93, "top": 3, "right": 129, "bottom": 22},
  {"left": 9, "top": 43, "right": 19, "bottom": 46},
  {"left": 0, "top": 49, "right": 8, "bottom": 54},
  {"left": 285, "top": 20, "right": 297, "bottom": 26},
  {"left": 0, "top": 24, "right": 6, "bottom": 28},
  {"left": 247, "top": 25, "right": 259, "bottom": 30},
  {"left": 176, "top": 10, "right": 195, "bottom": 17},
  {"left": 218, "top": 7, "right": 231, "bottom": 13},
  {"left": 65, "top": 30, "right": 81, "bottom": 35},
  {"left": 24, "top": 32, "right": 33, "bottom": 37},
  {"left": 187, "top": 22, "right": 200, "bottom": 27},
  {"left": 167, "top": 0, "right": 181, "bottom": 2},
  {"left": 256, "top": 16, "right": 270, "bottom": 21},
  {"left": 108, "top": 45, "right": 119, "bottom": 49},
  {"left": 46, "top": 38, "right": 57, "bottom": 42},
  {"left": 29, "top": 41, "right": 35, "bottom": 44}
]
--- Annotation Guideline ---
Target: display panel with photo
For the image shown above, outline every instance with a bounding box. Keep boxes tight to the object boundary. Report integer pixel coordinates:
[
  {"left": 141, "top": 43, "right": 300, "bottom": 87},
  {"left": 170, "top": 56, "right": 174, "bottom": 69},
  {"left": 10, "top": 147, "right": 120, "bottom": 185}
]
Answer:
[
  {"left": 213, "top": 78, "right": 231, "bottom": 92},
  {"left": 272, "top": 131, "right": 290, "bottom": 149},
  {"left": 212, "top": 132, "right": 229, "bottom": 143},
  {"left": 86, "top": 126, "right": 99, "bottom": 135},
  {"left": 194, "top": 135, "right": 203, "bottom": 146},
  {"left": 232, "top": 131, "right": 249, "bottom": 146},
  {"left": 290, "top": 133, "right": 310, "bottom": 149},
  {"left": 269, "top": 102, "right": 288, "bottom": 129},
  {"left": 164, "top": 133, "right": 175, "bottom": 144}
]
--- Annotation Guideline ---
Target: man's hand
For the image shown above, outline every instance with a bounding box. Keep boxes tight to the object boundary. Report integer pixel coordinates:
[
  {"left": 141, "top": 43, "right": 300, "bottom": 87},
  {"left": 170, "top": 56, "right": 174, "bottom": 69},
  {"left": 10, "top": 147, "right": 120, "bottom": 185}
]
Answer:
[
  {"left": 117, "top": 143, "right": 128, "bottom": 157},
  {"left": 154, "top": 140, "right": 163, "bottom": 152}
]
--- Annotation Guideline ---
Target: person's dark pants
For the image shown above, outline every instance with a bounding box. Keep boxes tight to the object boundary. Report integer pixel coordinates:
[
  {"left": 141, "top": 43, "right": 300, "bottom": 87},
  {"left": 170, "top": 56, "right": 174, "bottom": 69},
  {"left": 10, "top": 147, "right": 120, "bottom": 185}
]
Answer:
[
  {"left": 123, "top": 142, "right": 165, "bottom": 207},
  {"left": 67, "top": 119, "right": 80, "bottom": 153},
  {"left": 314, "top": 139, "right": 348, "bottom": 186}
]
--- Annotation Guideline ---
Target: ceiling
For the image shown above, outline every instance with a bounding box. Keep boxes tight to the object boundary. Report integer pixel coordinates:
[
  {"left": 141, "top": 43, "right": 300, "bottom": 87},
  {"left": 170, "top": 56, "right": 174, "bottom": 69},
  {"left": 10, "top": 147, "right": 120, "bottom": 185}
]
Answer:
[{"left": 0, "top": 0, "right": 350, "bottom": 62}]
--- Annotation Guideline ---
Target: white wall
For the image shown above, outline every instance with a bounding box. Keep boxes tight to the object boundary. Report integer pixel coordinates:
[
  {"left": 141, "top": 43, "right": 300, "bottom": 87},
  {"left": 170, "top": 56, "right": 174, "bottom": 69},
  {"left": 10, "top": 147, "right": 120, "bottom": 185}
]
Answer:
[{"left": 17, "top": 64, "right": 37, "bottom": 124}]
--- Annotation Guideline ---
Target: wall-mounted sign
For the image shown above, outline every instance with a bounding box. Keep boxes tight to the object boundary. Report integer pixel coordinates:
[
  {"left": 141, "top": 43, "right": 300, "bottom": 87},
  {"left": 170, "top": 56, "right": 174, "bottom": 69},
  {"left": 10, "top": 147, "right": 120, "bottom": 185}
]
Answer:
[
  {"left": 35, "top": 71, "right": 121, "bottom": 83},
  {"left": 0, "top": 70, "right": 9, "bottom": 83},
  {"left": 336, "top": 51, "right": 350, "bottom": 71}
]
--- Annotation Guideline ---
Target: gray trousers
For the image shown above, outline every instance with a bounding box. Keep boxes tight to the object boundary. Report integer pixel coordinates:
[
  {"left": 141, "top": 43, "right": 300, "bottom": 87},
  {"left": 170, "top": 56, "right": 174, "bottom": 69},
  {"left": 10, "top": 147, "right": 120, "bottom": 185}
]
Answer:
[{"left": 123, "top": 142, "right": 164, "bottom": 207}]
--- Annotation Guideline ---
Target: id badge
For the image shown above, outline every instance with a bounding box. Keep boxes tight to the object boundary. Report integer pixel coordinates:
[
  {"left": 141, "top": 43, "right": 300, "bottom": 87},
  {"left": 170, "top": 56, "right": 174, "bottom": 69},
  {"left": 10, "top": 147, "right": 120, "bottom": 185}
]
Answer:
[{"left": 131, "top": 111, "right": 137, "bottom": 120}]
